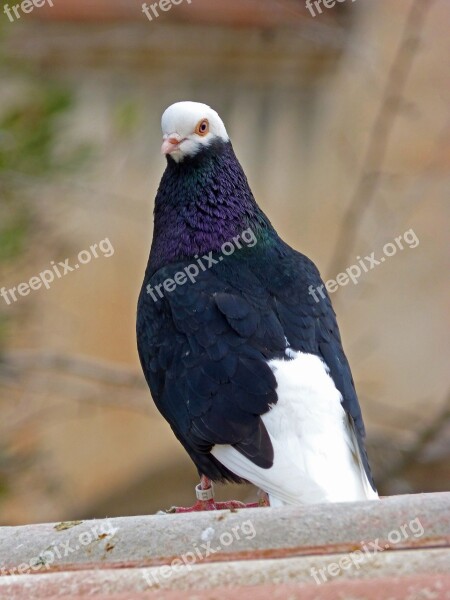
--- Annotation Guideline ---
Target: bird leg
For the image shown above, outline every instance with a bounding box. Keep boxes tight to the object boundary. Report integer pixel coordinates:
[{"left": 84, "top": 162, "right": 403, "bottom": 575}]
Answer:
[{"left": 164, "top": 475, "right": 269, "bottom": 513}]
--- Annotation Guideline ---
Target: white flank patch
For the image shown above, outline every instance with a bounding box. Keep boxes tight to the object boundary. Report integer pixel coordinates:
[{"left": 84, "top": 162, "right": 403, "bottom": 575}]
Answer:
[{"left": 211, "top": 352, "right": 379, "bottom": 506}]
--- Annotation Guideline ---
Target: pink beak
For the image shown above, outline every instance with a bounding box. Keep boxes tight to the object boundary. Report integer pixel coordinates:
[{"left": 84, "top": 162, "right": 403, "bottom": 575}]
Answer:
[{"left": 161, "top": 134, "right": 183, "bottom": 155}]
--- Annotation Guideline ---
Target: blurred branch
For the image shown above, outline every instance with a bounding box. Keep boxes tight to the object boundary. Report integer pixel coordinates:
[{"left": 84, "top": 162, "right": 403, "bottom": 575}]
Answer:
[
  {"left": 0, "top": 352, "right": 155, "bottom": 504},
  {"left": 0, "top": 169, "right": 147, "bottom": 226},
  {"left": 1, "top": 350, "right": 154, "bottom": 429},
  {"left": 3, "top": 350, "right": 146, "bottom": 389},
  {"left": 328, "top": 0, "right": 436, "bottom": 276}
]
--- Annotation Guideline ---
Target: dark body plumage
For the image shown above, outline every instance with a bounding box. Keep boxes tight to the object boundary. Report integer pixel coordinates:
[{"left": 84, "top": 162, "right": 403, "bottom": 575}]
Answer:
[{"left": 137, "top": 139, "right": 376, "bottom": 492}]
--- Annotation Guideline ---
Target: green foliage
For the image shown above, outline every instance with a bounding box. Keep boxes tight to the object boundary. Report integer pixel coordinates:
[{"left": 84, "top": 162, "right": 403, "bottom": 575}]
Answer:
[
  {"left": 0, "top": 207, "right": 27, "bottom": 260},
  {"left": 114, "top": 99, "right": 141, "bottom": 137},
  {"left": 0, "top": 44, "right": 86, "bottom": 505},
  {"left": 0, "top": 80, "right": 84, "bottom": 268},
  {"left": 0, "top": 32, "right": 89, "bottom": 476},
  {"left": 0, "top": 85, "right": 73, "bottom": 175},
  {"left": 0, "top": 84, "right": 81, "bottom": 259}
]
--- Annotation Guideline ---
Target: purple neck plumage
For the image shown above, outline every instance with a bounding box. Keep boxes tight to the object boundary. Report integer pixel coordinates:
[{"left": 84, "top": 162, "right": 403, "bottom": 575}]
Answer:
[{"left": 147, "top": 140, "right": 272, "bottom": 274}]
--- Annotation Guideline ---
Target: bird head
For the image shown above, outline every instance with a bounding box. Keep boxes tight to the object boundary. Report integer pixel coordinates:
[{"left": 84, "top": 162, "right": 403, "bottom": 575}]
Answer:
[{"left": 161, "top": 101, "right": 229, "bottom": 162}]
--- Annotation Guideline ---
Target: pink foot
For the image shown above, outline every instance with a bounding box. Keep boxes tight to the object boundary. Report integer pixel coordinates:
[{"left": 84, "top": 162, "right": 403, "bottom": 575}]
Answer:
[{"left": 163, "top": 475, "right": 269, "bottom": 513}]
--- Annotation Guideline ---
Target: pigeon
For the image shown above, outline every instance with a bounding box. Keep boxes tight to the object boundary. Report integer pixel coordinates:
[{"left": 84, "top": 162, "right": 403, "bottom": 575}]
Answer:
[{"left": 137, "top": 101, "right": 378, "bottom": 510}]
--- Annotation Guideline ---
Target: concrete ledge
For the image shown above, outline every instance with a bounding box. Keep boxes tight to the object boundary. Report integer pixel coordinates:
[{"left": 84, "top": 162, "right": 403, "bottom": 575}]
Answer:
[
  {"left": 4, "top": 575, "right": 450, "bottom": 600},
  {"left": 1, "top": 549, "right": 449, "bottom": 596},
  {"left": 1, "top": 492, "right": 449, "bottom": 598}
]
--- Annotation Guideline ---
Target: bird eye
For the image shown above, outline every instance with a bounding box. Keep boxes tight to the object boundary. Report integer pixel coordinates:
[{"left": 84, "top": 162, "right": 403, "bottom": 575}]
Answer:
[{"left": 195, "top": 119, "right": 209, "bottom": 136}]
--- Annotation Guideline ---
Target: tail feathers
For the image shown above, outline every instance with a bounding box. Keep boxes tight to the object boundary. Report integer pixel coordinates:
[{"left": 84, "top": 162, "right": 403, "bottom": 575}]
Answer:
[{"left": 345, "top": 415, "right": 379, "bottom": 500}]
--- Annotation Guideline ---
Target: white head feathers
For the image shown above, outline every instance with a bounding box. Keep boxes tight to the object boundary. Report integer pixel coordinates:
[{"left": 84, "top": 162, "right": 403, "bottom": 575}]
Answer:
[{"left": 161, "top": 101, "right": 229, "bottom": 162}]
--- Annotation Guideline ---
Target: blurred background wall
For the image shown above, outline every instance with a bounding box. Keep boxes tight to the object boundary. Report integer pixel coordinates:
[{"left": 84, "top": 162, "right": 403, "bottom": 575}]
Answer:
[{"left": 0, "top": 0, "right": 448, "bottom": 524}]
